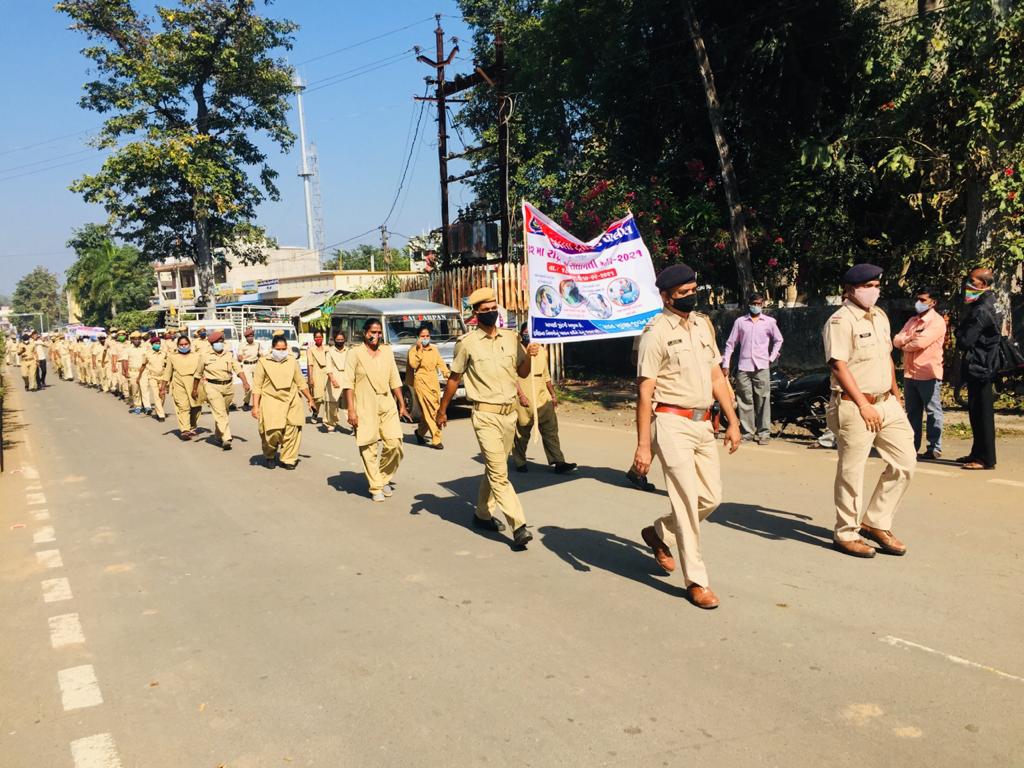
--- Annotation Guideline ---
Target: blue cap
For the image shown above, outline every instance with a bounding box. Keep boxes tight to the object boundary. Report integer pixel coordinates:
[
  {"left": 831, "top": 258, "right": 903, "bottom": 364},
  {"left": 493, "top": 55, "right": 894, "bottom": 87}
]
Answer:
[
  {"left": 655, "top": 263, "right": 697, "bottom": 291},
  {"left": 843, "top": 263, "right": 883, "bottom": 285}
]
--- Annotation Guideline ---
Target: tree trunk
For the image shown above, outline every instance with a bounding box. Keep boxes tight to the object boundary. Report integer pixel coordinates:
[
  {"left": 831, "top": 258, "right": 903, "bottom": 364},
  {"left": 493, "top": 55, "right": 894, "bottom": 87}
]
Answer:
[
  {"left": 683, "top": 2, "right": 755, "bottom": 300},
  {"left": 193, "top": 216, "right": 217, "bottom": 320}
]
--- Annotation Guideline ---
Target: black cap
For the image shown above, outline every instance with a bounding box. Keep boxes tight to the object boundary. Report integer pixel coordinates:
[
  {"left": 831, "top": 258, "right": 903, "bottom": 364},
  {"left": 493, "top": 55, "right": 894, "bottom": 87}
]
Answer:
[
  {"left": 655, "top": 263, "right": 697, "bottom": 291},
  {"left": 843, "top": 263, "right": 883, "bottom": 285}
]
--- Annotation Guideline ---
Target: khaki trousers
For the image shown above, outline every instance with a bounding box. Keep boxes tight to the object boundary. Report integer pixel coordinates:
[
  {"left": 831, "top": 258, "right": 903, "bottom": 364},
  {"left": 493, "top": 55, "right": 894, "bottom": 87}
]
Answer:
[
  {"left": 262, "top": 425, "right": 302, "bottom": 465},
  {"left": 241, "top": 363, "right": 257, "bottom": 406},
  {"left": 172, "top": 395, "right": 201, "bottom": 433},
  {"left": 471, "top": 409, "right": 526, "bottom": 530},
  {"left": 826, "top": 396, "right": 915, "bottom": 542},
  {"left": 61, "top": 352, "right": 72, "bottom": 380},
  {"left": 325, "top": 378, "right": 344, "bottom": 428},
  {"left": 21, "top": 360, "right": 37, "bottom": 390},
  {"left": 651, "top": 413, "right": 722, "bottom": 588},
  {"left": 359, "top": 438, "right": 403, "bottom": 493},
  {"left": 145, "top": 374, "right": 165, "bottom": 418},
  {"left": 128, "top": 369, "right": 143, "bottom": 408},
  {"left": 412, "top": 380, "right": 443, "bottom": 445},
  {"left": 513, "top": 400, "right": 565, "bottom": 467},
  {"left": 204, "top": 381, "right": 235, "bottom": 442},
  {"left": 99, "top": 365, "right": 110, "bottom": 392}
]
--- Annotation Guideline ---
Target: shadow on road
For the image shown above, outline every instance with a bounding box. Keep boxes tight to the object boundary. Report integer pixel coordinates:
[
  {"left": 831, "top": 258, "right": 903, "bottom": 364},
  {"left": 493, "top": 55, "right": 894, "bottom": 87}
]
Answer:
[
  {"left": 326, "top": 470, "right": 372, "bottom": 499},
  {"left": 709, "top": 502, "right": 832, "bottom": 548},
  {"left": 408, "top": 473, "right": 511, "bottom": 547},
  {"left": 537, "top": 525, "right": 686, "bottom": 598}
]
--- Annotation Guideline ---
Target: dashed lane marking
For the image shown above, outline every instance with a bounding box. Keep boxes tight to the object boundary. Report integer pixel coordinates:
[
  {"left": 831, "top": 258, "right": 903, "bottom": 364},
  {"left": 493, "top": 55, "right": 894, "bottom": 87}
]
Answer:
[
  {"left": 26, "top": 484, "right": 42, "bottom": 491},
  {"left": 42, "top": 577, "right": 74, "bottom": 603},
  {"left": 988, "top": 478, "right": 1024, "bottom": 488},
  {"left": 36, "top": 549, "right": 64, "bottom": 569},
  {"left": 58, "top": 664, "right": 104, "bottom": 710},
  {"left": 32, "top": 509, "right": 50, "bottom": 521},
  {"left": 49, "top": 613, "right": 85, "bottom": 648},
  {"left": 880, "top": 635, "right": 1024, "bottom": 683},
  {"left": 26, "top": 492, "right": 48, "bottom": 506},
  {"left": 33, "top": 525, "right": 56, "bottom": 544},
  {"left": 23, "top": 466, "right": 39, "bottom": 480},
  {"left": 70, "top": 733, "right": 123, "bottom": 768}
]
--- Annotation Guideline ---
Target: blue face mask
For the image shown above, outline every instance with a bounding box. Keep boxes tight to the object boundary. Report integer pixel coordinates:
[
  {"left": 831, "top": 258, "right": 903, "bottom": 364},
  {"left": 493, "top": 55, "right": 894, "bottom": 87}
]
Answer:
[
  {"left": 152, "top": 343, "right": 161, "bottom": 351},
  {"left": 749, "top": 305, "right": 762, "bottom": 315},
  {"left": 212, "top": 341, "right": 225, "bottom": 352},
  {"left": 179, "top": 345, "right": 191, "bottom": 354},
  {"left": 420, "top": 338, "right": 430, "bottom": 346}
]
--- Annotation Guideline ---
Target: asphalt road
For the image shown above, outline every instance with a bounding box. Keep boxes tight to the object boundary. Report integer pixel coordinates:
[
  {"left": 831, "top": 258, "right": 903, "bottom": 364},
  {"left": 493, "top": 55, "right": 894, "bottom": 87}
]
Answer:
[{"left": 2, "top": 371, "right": 1023, "bottom": 768}]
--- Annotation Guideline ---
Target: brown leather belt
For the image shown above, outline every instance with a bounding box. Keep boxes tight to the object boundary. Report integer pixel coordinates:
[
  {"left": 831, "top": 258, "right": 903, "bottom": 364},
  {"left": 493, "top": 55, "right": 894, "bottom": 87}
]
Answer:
[
  {"left": 655, "top": 404, "right": 712, "bottom": 421},
  {"left": 839, "top": 392, "right": 890, "bottom": 404},
  {"left": 473, "top": 401, "right": 516, "bottom": 415},
  {"left": 205, "top": 378, "right": 232, "bottom": 385}
]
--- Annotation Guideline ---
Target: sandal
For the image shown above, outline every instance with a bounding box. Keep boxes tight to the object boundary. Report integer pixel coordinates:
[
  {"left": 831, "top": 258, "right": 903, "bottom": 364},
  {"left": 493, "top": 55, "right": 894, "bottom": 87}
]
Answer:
[
  {"left": 954, "top": 455, "right": 976, "bottom": 463},
  {"left": 961, "top": 462, "right": 994, "bottom": 470}
]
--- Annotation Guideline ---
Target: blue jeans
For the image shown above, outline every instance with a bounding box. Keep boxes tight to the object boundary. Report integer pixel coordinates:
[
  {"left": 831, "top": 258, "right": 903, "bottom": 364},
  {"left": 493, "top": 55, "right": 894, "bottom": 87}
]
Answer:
[{"left": 903, "top": 378, "right": 943, "bottom": 453}]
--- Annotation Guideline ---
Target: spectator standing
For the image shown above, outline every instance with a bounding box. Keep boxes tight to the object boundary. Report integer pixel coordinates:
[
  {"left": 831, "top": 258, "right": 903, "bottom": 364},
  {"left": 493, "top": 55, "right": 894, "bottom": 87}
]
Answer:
[
  {"left": 720, "top": 293, "right": 784, "bottom": 444},
  {"left": 893, "top": 288, "right": 947, "bottom": 460},
  {"left": 956, "top": 267, "right": 1000, "bottom": 470}
]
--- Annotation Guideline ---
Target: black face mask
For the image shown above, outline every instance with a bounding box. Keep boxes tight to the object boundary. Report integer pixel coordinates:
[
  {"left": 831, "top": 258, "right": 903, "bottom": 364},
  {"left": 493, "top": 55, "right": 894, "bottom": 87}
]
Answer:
[
  {"left": 335, "top": 341, "right": 345, "bottom": 348},
  {"left": 672, "top": 295, "right": 698, "bottom": 314},
  {"left": 477, "top": 310, "right": 499, "bottom": 327}
]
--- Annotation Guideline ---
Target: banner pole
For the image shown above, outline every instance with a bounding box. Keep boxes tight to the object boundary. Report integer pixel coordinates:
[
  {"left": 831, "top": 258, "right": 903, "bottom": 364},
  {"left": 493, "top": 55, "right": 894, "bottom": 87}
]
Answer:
[{"left": 523, "top": 200, "right": 540, "bottom": 445}]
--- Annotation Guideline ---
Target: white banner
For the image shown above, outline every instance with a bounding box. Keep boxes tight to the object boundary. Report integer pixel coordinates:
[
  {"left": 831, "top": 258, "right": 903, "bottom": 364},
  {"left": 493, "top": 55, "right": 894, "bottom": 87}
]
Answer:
[{"left": 524, "top": 201, "right": 660, "bottom": 343}]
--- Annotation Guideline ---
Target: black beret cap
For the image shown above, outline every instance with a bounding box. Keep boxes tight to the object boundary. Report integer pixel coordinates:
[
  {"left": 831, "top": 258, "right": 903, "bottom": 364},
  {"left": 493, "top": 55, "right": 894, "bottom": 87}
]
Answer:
[
  {"left": 843, "top": 263, "right": 883, "bottom": 284},
  {"left": 655, "top": 263, "right": 697, "bottom": 291}
]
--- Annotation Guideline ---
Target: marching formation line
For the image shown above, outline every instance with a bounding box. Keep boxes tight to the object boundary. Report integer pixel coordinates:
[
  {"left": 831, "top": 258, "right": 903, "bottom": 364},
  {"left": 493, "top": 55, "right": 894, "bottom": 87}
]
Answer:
[
  {"left": 36, "top": 549, "right": 64, "bottom": 569},
  {"left": 58, "top": 665, "right": 104, "bottom": 710}
]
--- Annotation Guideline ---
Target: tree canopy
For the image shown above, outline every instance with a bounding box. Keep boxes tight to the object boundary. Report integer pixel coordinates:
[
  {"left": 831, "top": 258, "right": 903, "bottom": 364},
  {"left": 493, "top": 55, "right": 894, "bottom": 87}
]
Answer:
[
  {"left": 65, "top": 223, "right": 156, "bottom": 325},
  {"left": 57, "top": 0, "right": 298, "bottom": 318},
  {"left": 12, "top": 267, "right": 65, "bottom": 330}
]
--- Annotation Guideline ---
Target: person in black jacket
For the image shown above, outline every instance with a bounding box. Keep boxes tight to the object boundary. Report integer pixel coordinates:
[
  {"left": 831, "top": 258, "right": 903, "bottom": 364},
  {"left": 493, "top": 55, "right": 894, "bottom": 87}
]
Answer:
[{"left": 956, "top": 267, "right": 1000, "bottom": 470}]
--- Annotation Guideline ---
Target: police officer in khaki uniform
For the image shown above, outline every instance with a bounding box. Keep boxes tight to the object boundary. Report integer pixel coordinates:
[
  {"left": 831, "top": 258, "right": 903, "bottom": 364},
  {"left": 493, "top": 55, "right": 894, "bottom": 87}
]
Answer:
[
  {"left": 824, "top": 263, "right": 915, "bottom": 558},
  {"left": 634, "top": 264, "right": 741, "bottom": 609},
  {"left": 512, "top": 322, "right": 576, "bottom": 474},
  {"left": 307, "top": 329, "right": 329, "bottom": 424},
  {"left": 122, "top": 331, "right": 148, "bottom": 413},
  {"left": 237, "top": 327, "right": 262, "bottom": 410},
  {"left": 18, "top": 333, "right": 38, "bottom": 391},
  {"left": 192, "top": 330, "right": 248, "bottom": 450},
  {"left": 139, "top": 334, "right": 169, "bottom": 420},
  {"left": 437, "top": 287, "right": 540, "bottom": 549},
  {"left": 325, "top": 329, "right": 349, "bottom": 431}
]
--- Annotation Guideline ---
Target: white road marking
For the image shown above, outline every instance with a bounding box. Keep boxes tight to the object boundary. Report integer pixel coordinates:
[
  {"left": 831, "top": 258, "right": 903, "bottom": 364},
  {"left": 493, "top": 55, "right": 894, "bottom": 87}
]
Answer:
[
  {"left": 988, "top": 478, "right": 1024, "bottom": 488},
  {"left": 325, "top": 453, "right": 342, "bottom": 460},
  {"left": 36, "top": 549, "right": 64, "bottom": 569},
  {"left": 70, "top": 734, "right": 122, "bottom": 768},
  {"left": 26, "top": 484, "right": 42, "bottom": 491},
  {"left": 23, "top": 466, "right": 39, "bottom": 480},
  {"left": 49, "top": 613, "right": 85, "bottom": 648},
  {"left": 26, "top": 492, "right": 48, "bottom": 506},
  {"left": 915, "top": 468, "right": 952, "bottom": 477},
  {"left": 32, "top": 509, "right": 51, "bottom": 521},
  {"left": 42, "top": 577, "right": 73, "bottom": 603},
  {"left": 33, "top": 526, "right": 56, "bottom": 544},
  {"left": 58, "top": 664, "right": 104, "bottom": 710},
  {"left": 880, "top": 635, "right": 1024, "bottom": 683}
]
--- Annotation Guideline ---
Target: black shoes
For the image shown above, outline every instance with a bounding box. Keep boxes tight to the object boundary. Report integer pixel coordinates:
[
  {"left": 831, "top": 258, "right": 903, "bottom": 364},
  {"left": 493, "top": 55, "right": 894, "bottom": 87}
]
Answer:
[
  {"left": 625, "top": 468, "right": 656, "bottom": 492},
  {"left": 473, "top": 515, "right": 506, "bottom": 533},
  {"left": 552, "top": 462, "right": 577, "bottom": 474},
  {"left": 512, "top": 525, "right": 533, "bottom": 550},
  {"left": 222, "top": 440, "right": 232, "bottom": 451},
  {"left": 415, "top": 432, "right": 426, "bottom": 445}
]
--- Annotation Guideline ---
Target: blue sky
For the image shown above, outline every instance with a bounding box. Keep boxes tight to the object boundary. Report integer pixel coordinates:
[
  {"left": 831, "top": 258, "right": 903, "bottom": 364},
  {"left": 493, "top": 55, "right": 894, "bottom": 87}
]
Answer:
[{"left": 0, "top": 1, "right": 478, "bottom": 295}]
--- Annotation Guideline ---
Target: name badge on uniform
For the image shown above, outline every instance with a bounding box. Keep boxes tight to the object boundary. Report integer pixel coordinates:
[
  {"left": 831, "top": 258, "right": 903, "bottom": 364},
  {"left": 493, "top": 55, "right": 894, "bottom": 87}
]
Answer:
[
  {"left": 858, "top": 332, "right": 873, "bottom": 338},
  {"left": 667, "top": 339, "right": 684, "bottom": 346}
]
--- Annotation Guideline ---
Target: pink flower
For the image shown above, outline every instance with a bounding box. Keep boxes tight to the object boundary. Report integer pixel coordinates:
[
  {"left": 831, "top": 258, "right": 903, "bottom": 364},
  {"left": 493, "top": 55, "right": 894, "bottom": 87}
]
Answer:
[
  {"left": 667, "top": 242, "right": 680, "bottom": 255},
  {"left": 714, "top": 242, "right": 726, "bottom": 251},
  {"left": 768, "top": 257, "right": 779, "bottom": 267},
  {"left": 705, "top": 179, "right": 716, "bottom": 190},
  {"left": 625, "top": 191, "right": 636, "bottom": 201},
  {"left": 653, "top": 198, "right": 662, "bottom": 208},
  {"left": 1005, "top": 167, "right": 1015, "bottom": 176},
  {"left": 774, "top": 236, "right": 785, "bottom": 245}
]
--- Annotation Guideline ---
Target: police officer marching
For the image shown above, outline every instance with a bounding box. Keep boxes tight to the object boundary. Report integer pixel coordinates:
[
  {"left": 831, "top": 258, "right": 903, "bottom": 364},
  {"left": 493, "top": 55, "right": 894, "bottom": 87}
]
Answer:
[
  {"left": 634, "top": 263, "right": 741, "bottom": 609},
  {"left": 437, "top": 287, "right": 539, "bottom": 550},
  {"left": 824, "top": 263, "right": 915, "bottom": 558},
  {"left": 237, "top": 327, "right": 262, "bottom": 411}
]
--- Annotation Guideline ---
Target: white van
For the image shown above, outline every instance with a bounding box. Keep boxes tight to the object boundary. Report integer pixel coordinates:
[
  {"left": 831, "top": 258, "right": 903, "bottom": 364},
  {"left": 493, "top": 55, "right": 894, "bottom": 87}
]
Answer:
[
  {"left": 252, "top": 322, "right": 305, "bottom": 376},
  {"left": 183, "top": 320, "right": 237, "bottom": 354}
]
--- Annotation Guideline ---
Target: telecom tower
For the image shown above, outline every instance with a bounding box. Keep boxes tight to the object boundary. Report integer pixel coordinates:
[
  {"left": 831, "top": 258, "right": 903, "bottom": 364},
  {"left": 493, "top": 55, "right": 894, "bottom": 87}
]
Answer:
[{"left": 293, "top": 75, "right": 324, "bottom": 260}]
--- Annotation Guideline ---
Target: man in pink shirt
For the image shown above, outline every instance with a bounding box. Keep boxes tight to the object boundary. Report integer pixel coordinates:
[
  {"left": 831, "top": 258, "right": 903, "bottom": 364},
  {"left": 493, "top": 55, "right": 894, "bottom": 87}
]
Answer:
[{"left": 893, "top": 288, "right": 946, "bottom": 460}]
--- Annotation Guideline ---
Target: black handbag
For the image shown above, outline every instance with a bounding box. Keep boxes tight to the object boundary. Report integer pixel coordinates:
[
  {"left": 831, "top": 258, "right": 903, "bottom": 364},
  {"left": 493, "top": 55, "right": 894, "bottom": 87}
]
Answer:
[{"left": 996, "top": 336, "right": 1024, "bottom": 373}]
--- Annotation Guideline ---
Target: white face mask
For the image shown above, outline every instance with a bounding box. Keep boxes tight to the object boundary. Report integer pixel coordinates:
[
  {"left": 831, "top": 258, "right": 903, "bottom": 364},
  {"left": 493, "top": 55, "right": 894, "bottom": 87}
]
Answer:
[
  {"left": 748, "top": 305, "right": 762, "bottom": 316},
  {"left": 851, "top": 286, "right": 881, "bottom": 309},
  {"left": 212, "top": 341, "right": 225, "bottom": 352},
  {"left": 271, "top": 349, "right": 288, "bottom": 362},
  {"left": 914, "top": 300, "right": 932, "bottom": 315}
]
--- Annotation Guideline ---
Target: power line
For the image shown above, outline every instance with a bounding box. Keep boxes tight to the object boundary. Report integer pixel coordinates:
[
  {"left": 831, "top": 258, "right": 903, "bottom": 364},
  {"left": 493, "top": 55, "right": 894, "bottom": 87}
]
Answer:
[
  {"left": 295, "top": 16, "right": 434, "bottom": 66},
  {"left": 0, "top": 153, "right": 107, "bottom": 184},
  {"left": 303, "top": 49, "right": 413, "bottom": 88},
  {"left": 0, "top": 127, "right": 99, "bottom": 158},
  {"left": 0, "top": 148, "right": 97, "bottom": 176},
  {"left": 382, "top": 90, "right": 429, "bottom": 227},
  {"left": 303, "top": 54, "right": 414, "bottom": 96}
]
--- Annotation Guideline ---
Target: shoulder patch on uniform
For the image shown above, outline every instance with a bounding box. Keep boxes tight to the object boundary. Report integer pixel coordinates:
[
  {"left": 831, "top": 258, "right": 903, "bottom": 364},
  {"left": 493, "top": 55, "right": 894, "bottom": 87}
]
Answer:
[{"left": 830, "top": 318, "right": 843, "bottom": 324}]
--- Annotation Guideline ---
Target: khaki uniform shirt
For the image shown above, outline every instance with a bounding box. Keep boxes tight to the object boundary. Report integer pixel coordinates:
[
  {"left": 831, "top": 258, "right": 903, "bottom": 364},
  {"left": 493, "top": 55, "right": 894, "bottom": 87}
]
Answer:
[
  {"left": 194, "top": 349, "right": 241, "bottom": 383},
  {"left": 143, "top": 347, "right": 168, "bottom": 377},
  {"left": 517, "top": 344, "right": 552, "bottom": 408},
  {"left": 326, "top": 346, "right": 348, "bottom": 386},
  {"left": 17, "top": 342, "right": 33, "bottom": 362},
  {"left": 307, "top": 344, "right": 328, "bottom": 397},
  {"left": 823, "top": 301, "right": 893, "bottom": 394},
  {"left": 341, "top": 345, "right": 403, "bottom": 446},
  {"left": 253, "top": 357, "right": 306, "bottom": 429},
  {"left": 108, "top": 340, "right": 124, "bottom": 370},
  {"left": 159, "top": 351, "right": 202, "bottom": 406},
  {"left": 192, "top": 338, "right": 212, "bottom": 358},
  {"left": 406, "top": 344, "right": 450, "bottom": 388},
  {"left": 450, "top": 328, "right": 526, "bottom": 405},
  {"left": 637, "top": 309, "right": 720, "bottom": 409},
  {"left": 237, "top": 341, "right": 262, "bottom": 364},
  {"left": 123, "top": 344, "right": 147, "bottom": 371}
]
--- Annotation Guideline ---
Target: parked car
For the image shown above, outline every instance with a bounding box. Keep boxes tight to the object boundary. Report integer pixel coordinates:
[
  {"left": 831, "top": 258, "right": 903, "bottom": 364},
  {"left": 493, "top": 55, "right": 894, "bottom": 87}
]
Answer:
[{"left": 331, "top": 298, "right": 468, "bottom": 404}]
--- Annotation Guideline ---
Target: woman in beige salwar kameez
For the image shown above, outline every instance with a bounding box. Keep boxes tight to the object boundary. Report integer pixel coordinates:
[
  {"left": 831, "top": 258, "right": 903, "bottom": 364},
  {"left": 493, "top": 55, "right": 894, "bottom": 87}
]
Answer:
[
  {"left": 158, "top": 335, "right": 203, "bottom": 439},
  {"left": 342, "top": 319, "right": 412, "bottom": 501},
  {"left": 251, "top": 336, "right": 315, "bottom": 469}
]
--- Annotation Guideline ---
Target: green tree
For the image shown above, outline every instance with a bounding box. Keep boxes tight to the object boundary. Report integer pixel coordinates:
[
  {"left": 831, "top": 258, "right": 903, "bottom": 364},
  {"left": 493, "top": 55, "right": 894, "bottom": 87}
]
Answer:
[
  {"left": 57, "top": 0, "right": 298, "bottom": 319},
  {"left": 65, "top": 227, "right": 156, "bottom": 325},
  {"left": 13, "top": 267, "right": 64, "bottom": 330},
  {"left": 0, "top": 293, "right": 12, "bottom": 307},
  {"left": 323, "top": 244, "right": 410, "bottom": 271}
]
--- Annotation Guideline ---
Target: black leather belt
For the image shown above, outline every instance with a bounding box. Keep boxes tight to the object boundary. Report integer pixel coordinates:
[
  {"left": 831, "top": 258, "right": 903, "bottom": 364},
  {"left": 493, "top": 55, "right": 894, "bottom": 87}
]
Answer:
[{"left": 205, "top": 378, "right": 232, "bottom": 385}]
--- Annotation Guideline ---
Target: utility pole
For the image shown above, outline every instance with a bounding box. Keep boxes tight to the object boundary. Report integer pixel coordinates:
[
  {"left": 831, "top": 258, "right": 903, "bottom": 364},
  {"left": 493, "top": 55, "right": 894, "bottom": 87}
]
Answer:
[
  {"left": 380, "top": 225, "right": 392, "bottom": 281},
  {"left": 293, "top": 74, "right": 316, "bottom": 253},
  {"left": 417, "top": 15, "right": 459, "bottom": 268},
  {"left": 495, "top": 25, "right": 510, "bottom": 263}
]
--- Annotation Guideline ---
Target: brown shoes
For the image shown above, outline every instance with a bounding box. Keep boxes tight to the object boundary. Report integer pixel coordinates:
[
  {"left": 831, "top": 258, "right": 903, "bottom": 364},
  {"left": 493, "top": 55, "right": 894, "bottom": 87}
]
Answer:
[
  {"left": 641, "top": 526, "right": 676, "bottom": 573},
  {"left": 859, "top": 526, "right": 907, "bottom": 556},
  {"left": 687, "top": 585, "right": 720, "bottom": 609},
  {"left": 832, "top": 538, "right": 876, "bottom": 558}
]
